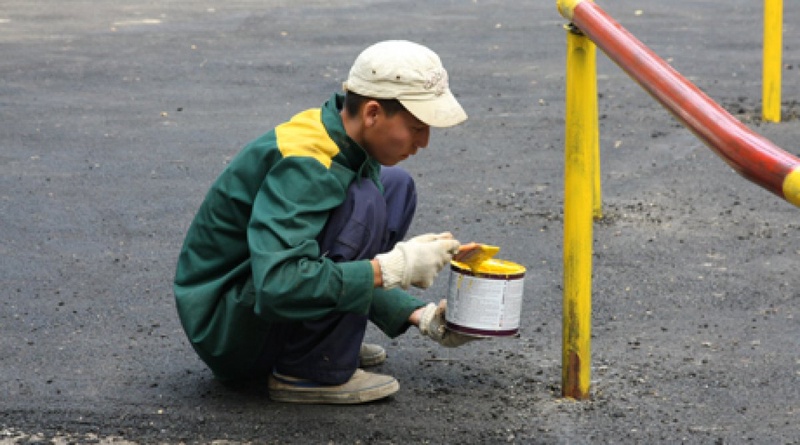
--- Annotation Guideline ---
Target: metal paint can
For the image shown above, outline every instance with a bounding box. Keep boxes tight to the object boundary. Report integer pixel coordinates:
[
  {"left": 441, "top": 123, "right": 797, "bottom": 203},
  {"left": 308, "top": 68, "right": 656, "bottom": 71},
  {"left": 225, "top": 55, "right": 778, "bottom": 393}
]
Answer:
[{"left": 445, "top": 258, "right": 526, "bottom": 337}]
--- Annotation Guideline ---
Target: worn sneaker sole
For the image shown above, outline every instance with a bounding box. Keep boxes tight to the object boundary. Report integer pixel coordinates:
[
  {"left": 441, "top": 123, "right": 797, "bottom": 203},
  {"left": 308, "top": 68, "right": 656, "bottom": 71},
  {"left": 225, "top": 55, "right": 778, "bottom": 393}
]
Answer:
[{"left": 269, "top": 370, "right": 399, "bottom": 404}]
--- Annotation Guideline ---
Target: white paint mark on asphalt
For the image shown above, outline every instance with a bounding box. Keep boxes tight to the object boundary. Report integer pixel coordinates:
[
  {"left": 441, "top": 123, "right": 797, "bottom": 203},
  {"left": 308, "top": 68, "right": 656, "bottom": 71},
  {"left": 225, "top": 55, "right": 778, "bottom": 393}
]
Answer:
[{"left": 112, "top": 19, "right": 162, "bottom": 27}]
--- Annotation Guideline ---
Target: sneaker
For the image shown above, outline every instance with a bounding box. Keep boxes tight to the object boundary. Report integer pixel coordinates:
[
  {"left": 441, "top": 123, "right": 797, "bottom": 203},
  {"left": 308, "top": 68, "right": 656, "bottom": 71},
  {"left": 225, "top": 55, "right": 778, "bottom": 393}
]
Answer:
[
  {"left": 268, "top": 369, "right": 399, "bottom": 404},
  {"left": 359, "top": 343, "right": 387, "bottom": 367}
]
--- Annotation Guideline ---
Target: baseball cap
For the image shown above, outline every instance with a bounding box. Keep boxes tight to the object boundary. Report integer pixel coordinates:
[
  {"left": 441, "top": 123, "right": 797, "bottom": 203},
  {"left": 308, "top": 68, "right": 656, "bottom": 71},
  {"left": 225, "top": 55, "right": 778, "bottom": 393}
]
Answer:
[{"left": 343, "top": 40, "right": 468, "bottom": 128}]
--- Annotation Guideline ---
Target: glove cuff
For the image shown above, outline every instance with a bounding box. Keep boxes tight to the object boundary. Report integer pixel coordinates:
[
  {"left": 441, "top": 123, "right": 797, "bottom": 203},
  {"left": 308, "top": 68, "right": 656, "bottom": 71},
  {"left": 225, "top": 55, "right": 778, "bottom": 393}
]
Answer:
[
  {"left": 375, "top": 246, "right": 407, "bottom": 289},
  {"left": 417, "top": 302, "right": 442, "bottom": 338}
]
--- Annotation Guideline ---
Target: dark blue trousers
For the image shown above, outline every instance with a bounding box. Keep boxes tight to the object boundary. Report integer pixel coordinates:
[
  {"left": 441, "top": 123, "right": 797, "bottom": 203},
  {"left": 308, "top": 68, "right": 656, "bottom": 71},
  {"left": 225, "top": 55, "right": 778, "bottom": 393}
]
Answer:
[{"left": 253, "top": 166, "right": 416, "bottom": 384}]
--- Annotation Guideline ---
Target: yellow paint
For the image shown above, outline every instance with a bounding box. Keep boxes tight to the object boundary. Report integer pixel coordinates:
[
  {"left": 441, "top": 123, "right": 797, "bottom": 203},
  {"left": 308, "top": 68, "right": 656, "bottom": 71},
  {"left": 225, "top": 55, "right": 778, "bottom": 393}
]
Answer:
[
  {"left": 557, "top": 0, "right": 586, "bottom": 20},
  {"left": 592, "top": 122, "right": 603, "bottom": 219},
  {"left": 782, "top": 167, "right": 800, "bottom": 207},
  {"left": 457, "top": 244, "right": 501, "bottom": 270},
  {"left": 562, "top": 26, "right": 596, "bottom": 400},
  {"left": 453, "top": 258, "right": 526, "bottom": 276},
  {"left": 762, "top": 0, "right": 783, "bottom": 122}
]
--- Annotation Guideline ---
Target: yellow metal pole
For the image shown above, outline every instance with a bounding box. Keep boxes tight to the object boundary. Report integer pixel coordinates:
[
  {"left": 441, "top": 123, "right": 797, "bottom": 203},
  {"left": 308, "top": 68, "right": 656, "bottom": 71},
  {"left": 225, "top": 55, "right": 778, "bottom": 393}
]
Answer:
[
  {"left": 592, "top": 102, "right": 602, "bottom": 220},
  {"left": 562, "top": 22, "right": 596, "bottom": 400},
  {"left": 762, "top": 0, "right": 783, "bottom": 122}
]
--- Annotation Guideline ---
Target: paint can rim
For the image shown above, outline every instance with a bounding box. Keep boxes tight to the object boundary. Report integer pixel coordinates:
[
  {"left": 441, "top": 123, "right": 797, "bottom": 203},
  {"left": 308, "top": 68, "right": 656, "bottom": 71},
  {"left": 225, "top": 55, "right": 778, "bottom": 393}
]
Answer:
[{"left": 450, "top": 258, "right": 526, "bottom": 279}]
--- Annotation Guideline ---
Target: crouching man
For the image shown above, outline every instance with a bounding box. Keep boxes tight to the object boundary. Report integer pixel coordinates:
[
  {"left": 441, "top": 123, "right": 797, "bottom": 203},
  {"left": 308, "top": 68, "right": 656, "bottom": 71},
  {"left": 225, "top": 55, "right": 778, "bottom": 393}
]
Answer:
[{"left": 174, "top": 40, "right": 476, "bottom": 404}]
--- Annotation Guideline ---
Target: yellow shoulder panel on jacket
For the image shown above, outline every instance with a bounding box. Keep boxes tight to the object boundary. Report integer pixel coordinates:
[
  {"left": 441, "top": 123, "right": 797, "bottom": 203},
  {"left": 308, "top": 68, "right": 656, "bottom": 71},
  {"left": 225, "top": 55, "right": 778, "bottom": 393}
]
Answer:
[{"left": 275, "top": 109, "right": 340, "bottom": 168}]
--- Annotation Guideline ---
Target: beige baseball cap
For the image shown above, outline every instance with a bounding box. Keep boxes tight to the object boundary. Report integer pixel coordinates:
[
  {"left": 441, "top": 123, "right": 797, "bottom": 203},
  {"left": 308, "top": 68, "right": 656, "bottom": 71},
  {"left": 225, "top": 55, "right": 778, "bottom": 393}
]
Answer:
[{"left": 343, "top": 40, "right": 468, "bottom": 128}]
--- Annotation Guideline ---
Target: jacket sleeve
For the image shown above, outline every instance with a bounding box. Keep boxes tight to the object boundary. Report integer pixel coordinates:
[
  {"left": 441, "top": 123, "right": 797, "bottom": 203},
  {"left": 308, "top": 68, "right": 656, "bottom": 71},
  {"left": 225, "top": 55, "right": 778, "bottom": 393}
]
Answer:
[
  {"left": 247, "top": 156, "right": 375, "bottom": 321},
  {"left": 368, "top": 287, "right": 427, "bottom": 338}
]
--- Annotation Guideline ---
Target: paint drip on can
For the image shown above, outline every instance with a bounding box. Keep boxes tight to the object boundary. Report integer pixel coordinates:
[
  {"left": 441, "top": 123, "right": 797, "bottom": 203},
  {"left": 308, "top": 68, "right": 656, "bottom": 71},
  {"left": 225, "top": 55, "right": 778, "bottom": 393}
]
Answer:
[{"left": 446, "top": 258, "right": 526, "bottom": 337}]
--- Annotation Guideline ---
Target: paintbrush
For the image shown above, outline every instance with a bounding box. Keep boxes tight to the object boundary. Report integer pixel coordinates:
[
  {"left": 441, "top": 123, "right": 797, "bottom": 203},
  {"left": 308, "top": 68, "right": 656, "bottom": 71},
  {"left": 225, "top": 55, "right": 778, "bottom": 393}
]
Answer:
[{"left": 453, "top": 242, "right": 500, "bottom": 269}]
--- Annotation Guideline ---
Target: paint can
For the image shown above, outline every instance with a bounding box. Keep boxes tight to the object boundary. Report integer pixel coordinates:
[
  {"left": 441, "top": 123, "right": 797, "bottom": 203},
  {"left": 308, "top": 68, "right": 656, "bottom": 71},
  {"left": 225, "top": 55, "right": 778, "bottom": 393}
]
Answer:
[{"left": 445, "top": 258, "right": 526, "bottom": 337}]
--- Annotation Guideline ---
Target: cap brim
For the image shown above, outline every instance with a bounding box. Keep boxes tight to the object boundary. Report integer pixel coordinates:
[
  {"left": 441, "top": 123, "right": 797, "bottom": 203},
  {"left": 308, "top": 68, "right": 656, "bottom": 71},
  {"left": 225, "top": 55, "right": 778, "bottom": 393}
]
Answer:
[{"left": 399, "top": 91, "right": 467, "bottom": 128}]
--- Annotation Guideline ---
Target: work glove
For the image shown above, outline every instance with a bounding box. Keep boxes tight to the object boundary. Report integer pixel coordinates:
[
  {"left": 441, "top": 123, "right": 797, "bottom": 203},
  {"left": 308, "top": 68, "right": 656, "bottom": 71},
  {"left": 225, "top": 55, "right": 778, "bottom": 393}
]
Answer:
[
  {"left": 375, "top": 232, "right": 460, "bottom": 289},
  {"left": 418, "top": 299, "right": 479, "bottom": 348}
]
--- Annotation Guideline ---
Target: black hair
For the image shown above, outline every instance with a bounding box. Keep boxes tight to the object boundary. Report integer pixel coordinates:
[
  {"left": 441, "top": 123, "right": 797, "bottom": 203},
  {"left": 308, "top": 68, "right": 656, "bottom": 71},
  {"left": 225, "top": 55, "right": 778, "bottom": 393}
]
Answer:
[{"left": 343, "top": 91, "right": 406, "bottom": 118}]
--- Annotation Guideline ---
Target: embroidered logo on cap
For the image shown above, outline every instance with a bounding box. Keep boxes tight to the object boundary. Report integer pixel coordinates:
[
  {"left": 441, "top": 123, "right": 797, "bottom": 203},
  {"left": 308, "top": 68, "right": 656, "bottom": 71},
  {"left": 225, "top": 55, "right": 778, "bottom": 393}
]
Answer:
[{"left": 424, "top": 68, "right": 448, "bottom": 96}]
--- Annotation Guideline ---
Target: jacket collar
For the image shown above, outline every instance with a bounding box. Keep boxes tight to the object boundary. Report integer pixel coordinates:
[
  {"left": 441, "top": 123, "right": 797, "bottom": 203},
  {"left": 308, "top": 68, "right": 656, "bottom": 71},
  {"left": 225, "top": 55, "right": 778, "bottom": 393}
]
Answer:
[{"left": 321, "top": 92, "right": 382, "bottom": 190}]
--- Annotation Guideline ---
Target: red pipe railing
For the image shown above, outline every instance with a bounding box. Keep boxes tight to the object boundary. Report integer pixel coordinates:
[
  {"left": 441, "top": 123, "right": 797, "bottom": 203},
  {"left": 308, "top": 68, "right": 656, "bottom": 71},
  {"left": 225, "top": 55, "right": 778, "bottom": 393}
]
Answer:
[{"left": 558, "top": 0, "right": 800, "bottom": 207}]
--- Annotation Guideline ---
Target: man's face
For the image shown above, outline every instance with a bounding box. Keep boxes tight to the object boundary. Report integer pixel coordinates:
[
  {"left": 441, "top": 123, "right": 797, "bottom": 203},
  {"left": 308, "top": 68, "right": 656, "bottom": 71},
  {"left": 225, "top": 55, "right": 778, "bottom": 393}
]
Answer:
[{"left": 362, "top": 103, "right": 431, "bottom": 166}]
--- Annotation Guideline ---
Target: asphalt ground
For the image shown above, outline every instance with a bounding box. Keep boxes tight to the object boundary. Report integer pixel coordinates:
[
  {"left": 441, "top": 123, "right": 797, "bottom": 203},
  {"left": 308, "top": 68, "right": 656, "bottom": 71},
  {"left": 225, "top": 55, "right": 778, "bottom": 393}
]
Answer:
[{"left": 2, "top": 1, "right": 799, "bottom": 443}]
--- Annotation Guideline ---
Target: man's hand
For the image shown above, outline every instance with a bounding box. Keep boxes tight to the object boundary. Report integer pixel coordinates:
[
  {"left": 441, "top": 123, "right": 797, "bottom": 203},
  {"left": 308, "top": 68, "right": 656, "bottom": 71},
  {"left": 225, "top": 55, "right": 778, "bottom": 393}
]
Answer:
[
  {"left": 417, "top": 299, "right": 479, "bottom": 348},
  {"left": 375, "top": 232, "right": 460, "bottom": 289}
]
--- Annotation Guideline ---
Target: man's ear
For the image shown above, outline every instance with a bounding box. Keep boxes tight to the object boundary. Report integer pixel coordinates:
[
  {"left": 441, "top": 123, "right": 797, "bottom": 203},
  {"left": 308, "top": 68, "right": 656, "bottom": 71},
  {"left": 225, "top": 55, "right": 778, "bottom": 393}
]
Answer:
[{"left": 362, "top": 101, "right": 382, "bottom": 128}]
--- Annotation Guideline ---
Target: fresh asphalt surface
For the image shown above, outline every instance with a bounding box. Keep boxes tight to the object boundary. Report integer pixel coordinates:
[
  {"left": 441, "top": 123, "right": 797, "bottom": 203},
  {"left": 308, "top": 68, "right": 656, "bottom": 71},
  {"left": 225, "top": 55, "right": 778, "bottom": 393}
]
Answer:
[{"left": 2, "top": 1, "right": 799, "bottom": 443}]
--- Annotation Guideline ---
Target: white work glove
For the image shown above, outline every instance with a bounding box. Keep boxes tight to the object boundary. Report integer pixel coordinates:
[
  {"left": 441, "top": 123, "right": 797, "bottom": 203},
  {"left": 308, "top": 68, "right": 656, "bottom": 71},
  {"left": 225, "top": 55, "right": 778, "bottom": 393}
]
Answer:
[
  {"left": 418, "top": 300, "right": 479, "bottom": 348},
  {"left": 375, "top": 232, "right": 460, "bottom": 289}
]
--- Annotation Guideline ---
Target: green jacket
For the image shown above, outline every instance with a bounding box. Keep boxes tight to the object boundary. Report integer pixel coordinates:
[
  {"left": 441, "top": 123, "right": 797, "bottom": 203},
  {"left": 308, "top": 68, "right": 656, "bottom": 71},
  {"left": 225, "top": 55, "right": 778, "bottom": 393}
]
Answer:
[{"left": 174, "top": 93, "right": 424, "bottom": 381}]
